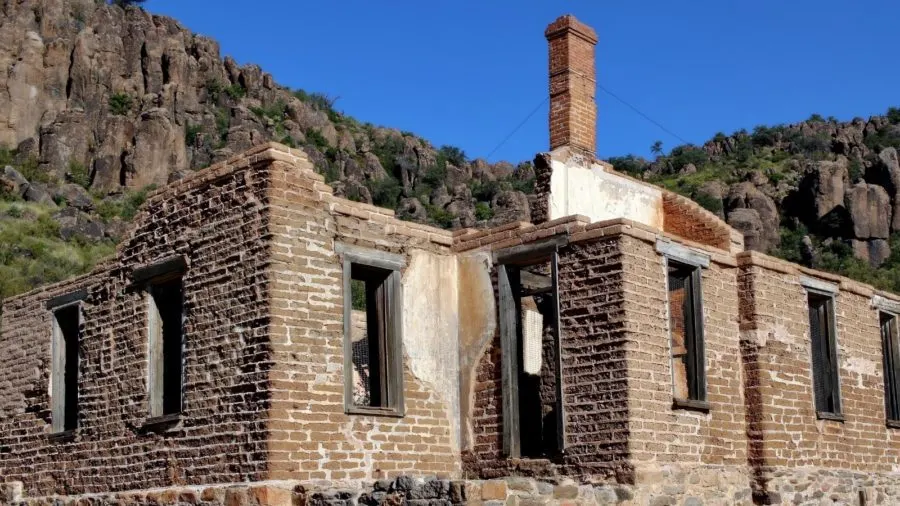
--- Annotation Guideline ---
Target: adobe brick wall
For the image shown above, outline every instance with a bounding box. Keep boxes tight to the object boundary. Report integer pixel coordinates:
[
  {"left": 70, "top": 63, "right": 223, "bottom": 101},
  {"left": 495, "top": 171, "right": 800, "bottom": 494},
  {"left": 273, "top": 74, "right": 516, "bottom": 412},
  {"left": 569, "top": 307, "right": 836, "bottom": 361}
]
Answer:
[
  {"left": 0, "top": 146, "right": 277, "bottom": 496},
  {"left": 264, "top": 152, "right": 460, "bottom": 483},
  {"left": 617, "top": 236, "right": 748, "bottom": 470},
  {"left": 662, "top": 191, "right": 742, "bottom": 253},
  {"left": 738, "top": 251, "right": 900, "bottom": 503}
]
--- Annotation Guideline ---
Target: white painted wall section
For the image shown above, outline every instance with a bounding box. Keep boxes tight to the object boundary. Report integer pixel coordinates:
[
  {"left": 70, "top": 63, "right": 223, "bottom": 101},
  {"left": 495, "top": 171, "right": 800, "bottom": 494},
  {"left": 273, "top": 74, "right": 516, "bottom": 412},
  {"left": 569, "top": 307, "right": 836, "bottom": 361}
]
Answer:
[
  {"left": 401, "top": 251, "right": 461, "bottom": 451},
  {"left": 548, "top": 157, "right": 664, "bottom": 229}
]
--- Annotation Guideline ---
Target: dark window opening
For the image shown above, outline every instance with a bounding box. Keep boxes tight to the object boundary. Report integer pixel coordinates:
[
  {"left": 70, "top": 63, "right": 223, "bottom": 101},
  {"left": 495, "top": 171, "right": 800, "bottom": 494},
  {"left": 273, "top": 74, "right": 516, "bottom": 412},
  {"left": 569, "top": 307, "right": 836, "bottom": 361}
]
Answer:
[
  {"left": 497, "top": 244, "right": 565, "bottom": 459},
  {"left": 149, "top": 277, "right": 184, "bottom": 417},
  {"left": 881, "top": 312, "right": 900, "bottom": 422},
  {"left": 808, "top": 292, "right": 840, "bottom": 416},
  {"left": 52, "top": 305, "right": 80, "bottom": 432},
  {"left": 344, "top": 262, "right": 402, "bottom": 414},
  {"left": 667, "top": 261, "right": 706, "bottom": 403}
]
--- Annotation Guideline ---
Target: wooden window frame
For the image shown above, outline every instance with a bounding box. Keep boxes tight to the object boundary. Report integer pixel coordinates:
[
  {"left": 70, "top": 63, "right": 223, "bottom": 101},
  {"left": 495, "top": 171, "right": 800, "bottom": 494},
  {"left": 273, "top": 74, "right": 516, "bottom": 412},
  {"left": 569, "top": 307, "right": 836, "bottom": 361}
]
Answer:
[
  {"left": 338, "top": 243, "right": 405, "bottom": 417},
  {"left": 881, "top": 311, "right": 900, "bottom": 424},
  {"left": 495, "top": 236, "right": 567, "bottom": 458},
  {"left": 49, "top": 295, "right": 84, "bottom": 436},
  {"left": 134, "top": 256, "right": 187, "bottom": 425},
  {"left": 657, "top": 240, "right": 710, "bottom": 411},
  {"left": 803, "top": 278, "right": 843, "bottom": 421},
  {"left": 665, "top": 259, "right": 708, "bottom": 410}
]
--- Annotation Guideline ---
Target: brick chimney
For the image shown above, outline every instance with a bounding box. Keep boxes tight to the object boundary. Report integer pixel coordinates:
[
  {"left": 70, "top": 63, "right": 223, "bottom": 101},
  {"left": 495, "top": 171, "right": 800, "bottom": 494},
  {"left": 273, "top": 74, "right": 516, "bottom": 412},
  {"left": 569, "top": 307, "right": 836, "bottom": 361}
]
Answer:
[{"left": 545, "top": 15, "right": 598, "bottom": 156}]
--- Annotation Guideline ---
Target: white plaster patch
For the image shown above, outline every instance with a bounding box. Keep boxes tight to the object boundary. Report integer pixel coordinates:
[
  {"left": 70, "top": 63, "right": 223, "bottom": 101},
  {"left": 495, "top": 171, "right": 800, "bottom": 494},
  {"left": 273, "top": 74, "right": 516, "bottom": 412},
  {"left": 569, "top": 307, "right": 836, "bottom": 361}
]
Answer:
[
  {"left": 548, "top": 157, "right": 663, "bottom": 228},
  {"left": 401, "top": 250, "right": 460, "bottom": 450},
  {"left": 845, "top": 356, "right": 879, "bottom": 387}
]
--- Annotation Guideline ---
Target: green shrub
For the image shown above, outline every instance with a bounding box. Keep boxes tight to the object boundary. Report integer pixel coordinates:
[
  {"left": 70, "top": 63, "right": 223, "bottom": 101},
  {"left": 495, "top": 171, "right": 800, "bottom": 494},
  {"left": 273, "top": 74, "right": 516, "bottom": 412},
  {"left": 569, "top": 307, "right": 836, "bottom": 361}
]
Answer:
[
  {"left": 368, "top": 176, "right": 402, "bottom": 209},
  {"left": 250, "top": 101, "right": 287, "bottom": 121},
  {"left": 224, "top": 83, "right": 245, "bottom": 100},
  {"left": 206, "top": 79, "right": 223, "bottom": 103},
  {"left": 110, "top": 0, "right": 146, "bottom": 7},
  {"left": 305, "top": 128, "right": 329, "bottom": 149},
  {"left": 185, "top": 123, "right": 203, "bottom": 145},
  {"left": 0, "top": 201, "right": 115, "bottom": 298},
  {"left": 293, "top": 89, "right": 336, "bottom": 112},
  {"left": 607, "top": 155, "right": 648, "bottom": 175},
  {"left": 108, "top": 93, "right": 133, "bottom": 116},
  {"left": 68, "top": 160, "right": 90, "bottom": 188},
  {"left": 668, "top": 145, "right": 709, "bottom": 171},
  {"left": 888, "top": 107, "right": 900, "bottom": 125},
  {"left": 438, "top": 145, "right": 467, "bottom": 167},
  {"left": 470, "top": 180, "right": 499, "bottom": 202},
  {"left": 693, "top": 192, "right": 722, "bottom": 214},
  {"left": 426, "top": 204, "right": 455, "bottom": 229},
  {"left": 96, "top": 185, "right": 155, "bottom": 222},
  {"left": 475, "top": 202, "right": 493, "bottom": 221},
  {"left": 808, "top": 113, "right": 825, "bottom": 123}
]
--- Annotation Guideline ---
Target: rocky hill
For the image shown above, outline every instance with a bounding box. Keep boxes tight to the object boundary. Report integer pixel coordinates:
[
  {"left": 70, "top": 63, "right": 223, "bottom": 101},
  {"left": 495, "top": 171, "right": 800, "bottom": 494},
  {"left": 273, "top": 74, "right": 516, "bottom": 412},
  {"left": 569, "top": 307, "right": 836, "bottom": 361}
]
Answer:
[
  {"left": 1, "top": 0, "right": 900, "bottom": 298},
  {"left": 0, "top": 0, "right": 534, "bottom": 297},
  {"left": 614, "top": 112, "right": 900, "bottom": 291}
]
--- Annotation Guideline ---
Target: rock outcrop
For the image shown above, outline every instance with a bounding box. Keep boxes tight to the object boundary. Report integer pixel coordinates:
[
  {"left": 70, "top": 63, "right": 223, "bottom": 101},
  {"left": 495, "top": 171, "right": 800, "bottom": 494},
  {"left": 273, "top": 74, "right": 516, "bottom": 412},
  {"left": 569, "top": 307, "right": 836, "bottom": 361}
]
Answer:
[{"left": 0, "top": 0, "right": 526, "bottom": 234}]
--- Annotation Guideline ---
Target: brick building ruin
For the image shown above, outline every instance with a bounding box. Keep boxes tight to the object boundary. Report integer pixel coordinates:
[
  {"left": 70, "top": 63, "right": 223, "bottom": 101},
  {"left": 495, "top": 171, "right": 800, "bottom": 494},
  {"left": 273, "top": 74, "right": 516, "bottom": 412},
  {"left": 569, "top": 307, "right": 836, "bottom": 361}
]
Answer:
[{"left": 3, "top": 14, "right": 900, "bottom": 506}]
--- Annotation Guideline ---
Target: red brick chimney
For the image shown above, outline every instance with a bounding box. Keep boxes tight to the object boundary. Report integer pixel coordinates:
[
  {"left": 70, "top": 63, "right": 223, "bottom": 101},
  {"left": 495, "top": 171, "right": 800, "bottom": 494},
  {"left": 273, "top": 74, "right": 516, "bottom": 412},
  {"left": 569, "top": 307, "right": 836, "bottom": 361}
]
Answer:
[{"left": 545, "top": 15, "right": 598, "bottom": 156}]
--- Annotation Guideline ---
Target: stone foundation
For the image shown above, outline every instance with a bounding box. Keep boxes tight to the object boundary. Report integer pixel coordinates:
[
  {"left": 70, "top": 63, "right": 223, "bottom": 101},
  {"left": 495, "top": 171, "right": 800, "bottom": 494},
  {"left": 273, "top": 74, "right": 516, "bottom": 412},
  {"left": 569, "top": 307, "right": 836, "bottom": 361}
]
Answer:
[
  {"left": 755, "top": 468, "right": 900, "bottom": 505},
  {"left": 7, "top": 469, "right": 900, "bottom": 506}
]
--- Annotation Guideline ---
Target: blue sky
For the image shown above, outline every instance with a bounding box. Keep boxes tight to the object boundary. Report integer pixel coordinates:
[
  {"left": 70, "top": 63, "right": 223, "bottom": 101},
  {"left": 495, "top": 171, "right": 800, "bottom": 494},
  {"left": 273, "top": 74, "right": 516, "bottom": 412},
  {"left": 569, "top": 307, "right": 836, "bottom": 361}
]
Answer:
[{"left": 146, "top": 0, "right": 899, "bottom": 164}]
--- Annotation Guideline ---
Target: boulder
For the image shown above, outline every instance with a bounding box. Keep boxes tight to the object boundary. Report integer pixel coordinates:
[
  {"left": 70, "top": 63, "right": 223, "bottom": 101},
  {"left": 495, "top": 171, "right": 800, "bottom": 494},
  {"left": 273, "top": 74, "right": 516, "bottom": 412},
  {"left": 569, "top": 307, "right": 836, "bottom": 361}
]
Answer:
[
  {"left": 23, "top": 183, "right": 56, "bottom": 207},
  {"left": 127, "top": 108, "right": 187, "bottom": 188},
  {"left": 845, "top": 183, "right": 890, "bottom": 239},
  {"left": 55, "top": 184, "right": 95, "bottom": 211},
  {"left": 852, "top": 239, "right": 892, "bottom": 268},
  {"left": 0, "top": 166, "right": 29, "bottom": 197},
  {"left": 872, "top": 147, "right": 900, "bottom": 231},
  {"left": 54, "top": 207, "right": 104, "bottom": 241},
  {"left": 489, "top": 190, "right": 530, "bottom": 226},
  {"left": 801, "top": 158, "right": 849, "bottom": 221},
  {"left": 726, "top": 208, "right": 765, "bottom": 252},
  {"left": 397, "top": 197, "right": 426, "bottom": 222},
  {"left": 725, "top": 182, "right": 780, "bottom": 251}
]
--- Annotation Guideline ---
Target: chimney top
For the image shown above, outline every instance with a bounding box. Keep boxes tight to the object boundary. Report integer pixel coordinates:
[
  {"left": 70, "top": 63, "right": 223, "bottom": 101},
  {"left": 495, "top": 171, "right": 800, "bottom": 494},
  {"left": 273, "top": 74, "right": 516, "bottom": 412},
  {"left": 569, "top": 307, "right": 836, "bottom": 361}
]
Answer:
[
  {"left": 545, "top": 14, "right": 598, "bottom": 155},
  {"left": 544, "top": 14, "right": 598, "bottom": 45}
]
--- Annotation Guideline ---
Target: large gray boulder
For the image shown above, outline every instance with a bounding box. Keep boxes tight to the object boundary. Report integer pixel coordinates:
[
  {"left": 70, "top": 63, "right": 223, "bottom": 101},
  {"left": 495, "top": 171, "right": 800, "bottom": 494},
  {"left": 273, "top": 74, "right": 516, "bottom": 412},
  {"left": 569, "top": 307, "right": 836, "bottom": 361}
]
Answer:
[
  {"left": 725, "top": 182, "right": 780, "bottom": 251},
  {"left": 845, "top": 183, "right": 890, "bottom": 239}
]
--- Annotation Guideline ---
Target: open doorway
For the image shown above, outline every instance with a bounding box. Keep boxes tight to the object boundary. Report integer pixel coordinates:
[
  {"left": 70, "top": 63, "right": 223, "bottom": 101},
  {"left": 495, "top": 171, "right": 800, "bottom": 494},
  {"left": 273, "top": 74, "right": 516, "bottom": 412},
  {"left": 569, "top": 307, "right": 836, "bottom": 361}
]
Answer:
[{"left": 497, "top": 239, "right": 565, "bottom": 459}]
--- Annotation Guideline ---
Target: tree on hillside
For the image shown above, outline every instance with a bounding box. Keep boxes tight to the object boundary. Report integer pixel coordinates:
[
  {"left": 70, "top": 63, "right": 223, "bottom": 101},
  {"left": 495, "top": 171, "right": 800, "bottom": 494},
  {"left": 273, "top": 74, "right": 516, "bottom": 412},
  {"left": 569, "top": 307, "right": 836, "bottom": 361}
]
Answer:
[
  {"left": 110, "top": 0, "right": 146, "bottom": 7},
  {"left": 650, "top": 140, "right": 664, "bottom": 156}
]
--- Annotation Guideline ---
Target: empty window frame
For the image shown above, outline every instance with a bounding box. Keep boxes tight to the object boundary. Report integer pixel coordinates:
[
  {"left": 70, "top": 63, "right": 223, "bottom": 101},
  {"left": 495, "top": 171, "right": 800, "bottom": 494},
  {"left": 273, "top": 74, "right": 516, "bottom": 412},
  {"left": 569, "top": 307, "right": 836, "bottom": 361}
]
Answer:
[
  {"left": 147, "top": 276, "right": 185, "bottom": 418},
  {"left": 807, "top": 291, "right": 841, "bottom": 417},
  {"left": 666, "top": 260, "right": 707, "bottom": 406},
  {"left": 340, "top": 244, "right": 404, "bottom": 416},
  {"left": 881, "top": 312, "right": 900, "bottom": 422},
  {"left": 497, "top": 237, "right": 566, "bottom": 459},
  {"left": 50, "top": 302, "right": 81, "bottom": 433}
]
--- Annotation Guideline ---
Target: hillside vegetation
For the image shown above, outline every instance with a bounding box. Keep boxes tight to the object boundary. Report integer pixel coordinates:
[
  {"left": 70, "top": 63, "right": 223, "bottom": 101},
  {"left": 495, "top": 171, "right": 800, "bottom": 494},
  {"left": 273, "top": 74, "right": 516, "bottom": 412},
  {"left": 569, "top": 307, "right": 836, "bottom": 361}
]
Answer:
[{"left": 1, "top": 0, "right": 900, "bottom": 298}]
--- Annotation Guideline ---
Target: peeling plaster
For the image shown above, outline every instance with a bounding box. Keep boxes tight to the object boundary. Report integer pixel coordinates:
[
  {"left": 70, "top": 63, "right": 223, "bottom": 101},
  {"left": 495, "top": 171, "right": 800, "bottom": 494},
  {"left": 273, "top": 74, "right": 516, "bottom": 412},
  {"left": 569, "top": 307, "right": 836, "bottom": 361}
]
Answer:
[
  {"left": 547, "top": 154, "right": 663, "bottom": 228},
  {"left": 401, "top": 250, "right": 461, "bottom": 451},
  {"left": 844, "top": 356, "right": 879, "bottom": 387},
  {"left": 456, "top": 252, "right": 497, "bottom": 451}
]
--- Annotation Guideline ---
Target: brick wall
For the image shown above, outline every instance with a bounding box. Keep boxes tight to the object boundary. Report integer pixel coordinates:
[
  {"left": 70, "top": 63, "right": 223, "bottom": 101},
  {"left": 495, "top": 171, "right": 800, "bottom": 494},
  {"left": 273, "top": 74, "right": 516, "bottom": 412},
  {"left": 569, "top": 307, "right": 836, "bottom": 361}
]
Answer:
[
  {"left": 662, "top": 192, "right": 740, "bottom": 253},
  {"left": 0, "top": 146, "right": 277, "bottom": 496},
  {"left": 737, "top": 251, "right": 900, "bottom": 502},
  {"left": 264, "top": 153, "right": 460, "bottom": 483},
  {"left": 616, "top": 236, "right": 748, "bottom": 474}
]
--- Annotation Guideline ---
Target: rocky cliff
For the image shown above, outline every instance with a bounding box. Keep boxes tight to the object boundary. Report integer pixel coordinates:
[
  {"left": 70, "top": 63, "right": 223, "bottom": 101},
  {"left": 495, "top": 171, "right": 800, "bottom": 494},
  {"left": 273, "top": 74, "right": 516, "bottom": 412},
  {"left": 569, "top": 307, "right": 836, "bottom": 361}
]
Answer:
[
  {"left": 0, "top": 0, "right": 533, "bottom": 230},
  {"left": 1, "top": 0, "right": 900, "bottom": 297},
  {"left": 614, "top": 112, "right": 900, "bottom": 289}
]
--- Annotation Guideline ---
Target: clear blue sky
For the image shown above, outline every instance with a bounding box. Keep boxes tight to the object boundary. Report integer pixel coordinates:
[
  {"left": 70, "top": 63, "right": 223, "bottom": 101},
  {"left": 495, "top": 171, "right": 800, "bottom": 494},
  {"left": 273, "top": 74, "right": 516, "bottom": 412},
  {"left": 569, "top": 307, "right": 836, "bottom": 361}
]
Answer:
[{"left": 146, "top": 0, "right": 898, "bottom": 164}]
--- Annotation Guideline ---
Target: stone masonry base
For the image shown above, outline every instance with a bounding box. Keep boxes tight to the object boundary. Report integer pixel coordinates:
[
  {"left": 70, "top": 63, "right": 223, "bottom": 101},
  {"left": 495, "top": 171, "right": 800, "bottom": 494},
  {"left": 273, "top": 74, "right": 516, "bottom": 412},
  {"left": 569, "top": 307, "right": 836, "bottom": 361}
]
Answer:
[{"left": 4, "top": 467, "right": 900, "bottom": 506}]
